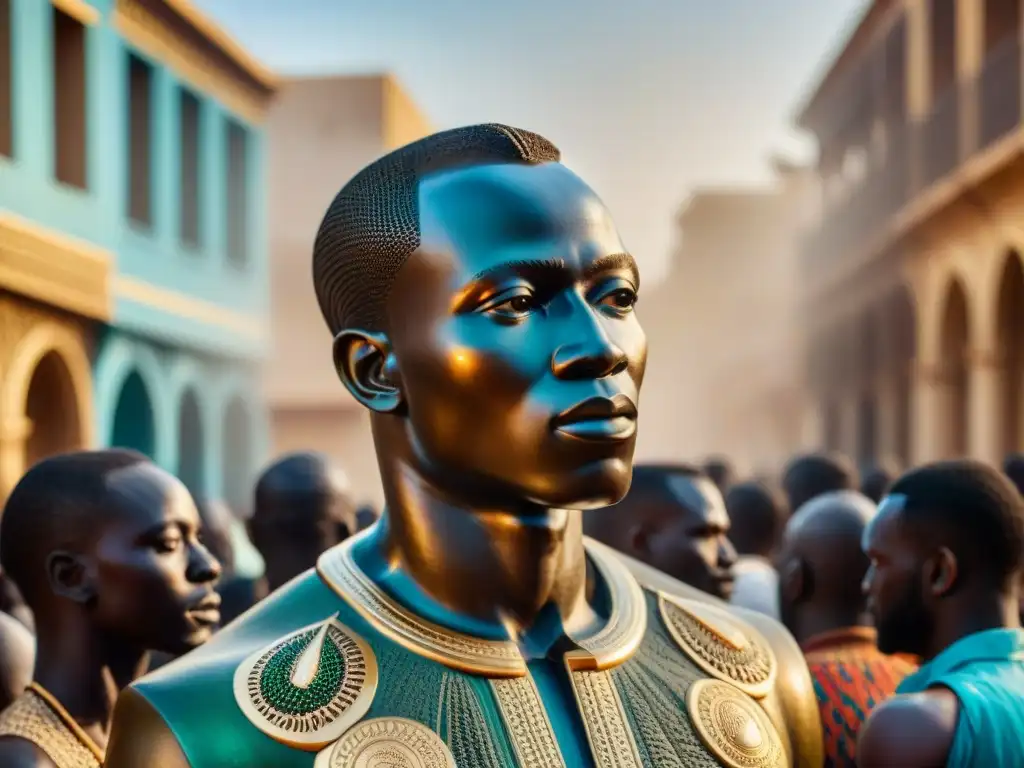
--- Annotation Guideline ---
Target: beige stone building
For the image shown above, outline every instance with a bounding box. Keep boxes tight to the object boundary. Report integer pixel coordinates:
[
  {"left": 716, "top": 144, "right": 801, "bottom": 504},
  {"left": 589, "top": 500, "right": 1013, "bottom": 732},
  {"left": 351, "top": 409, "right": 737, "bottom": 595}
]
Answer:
[
  {"left": 265, "top": 74, "right": 431, "bottom": 507},
  {"left": 798, "top": 0, "right": 1024, "bottom": 469},
  {"left": 635, "top": 159, "right": 817, "bottom": 474}
]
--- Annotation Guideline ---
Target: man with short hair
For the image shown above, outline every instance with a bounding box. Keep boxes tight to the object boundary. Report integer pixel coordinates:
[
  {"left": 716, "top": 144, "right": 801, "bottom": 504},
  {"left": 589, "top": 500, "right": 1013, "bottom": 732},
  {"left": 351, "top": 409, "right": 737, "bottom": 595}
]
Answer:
[
  {"left": 702, "top": 455, "right": 734, "bottom": 494},
  {"left": 249, "top": 453, "right": 356, "bottom": 596},
  {"left": 585, "top": 463, "right": 737, "bottom": 600},
  {"left": 859, "top": 460, "right": 1024, "bottom": 767},
  {"left": 0, "top": 450, "right": 222, "bottom": 767},
  {"left": 726, "top": 480, "right": 787, "bottom": 618},
  {"left": 782, "top": 451, "right": 859, "bottom": 514},
  {"left": 778, "top": 490, "right": 915, "bottom": 767},
  {"left": 860, "top": 460, "right": 899, "bottom": 504}
]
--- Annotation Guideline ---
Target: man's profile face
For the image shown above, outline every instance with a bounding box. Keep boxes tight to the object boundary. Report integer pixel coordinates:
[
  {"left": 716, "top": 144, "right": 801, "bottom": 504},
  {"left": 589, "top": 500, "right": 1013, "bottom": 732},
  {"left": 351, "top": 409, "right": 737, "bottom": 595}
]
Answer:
[
  {"left": 92, "top": 464, "right": 223, "bottom": 656},
  {"left": 384, "top": 162, "right": 647, "bottom": 509},
  {"left": 862, "top": 494, "right": 932, "bottom": 656},
  {"left": 649, "top": 473, "right": 736, "bottom": 599}
]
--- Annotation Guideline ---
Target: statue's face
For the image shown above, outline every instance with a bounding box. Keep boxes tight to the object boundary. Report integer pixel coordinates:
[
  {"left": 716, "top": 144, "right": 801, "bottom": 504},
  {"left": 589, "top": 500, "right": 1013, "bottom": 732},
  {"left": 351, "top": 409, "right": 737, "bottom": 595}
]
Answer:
[{"left": 384, "top": 162, "right": 646, "bottom": 508}]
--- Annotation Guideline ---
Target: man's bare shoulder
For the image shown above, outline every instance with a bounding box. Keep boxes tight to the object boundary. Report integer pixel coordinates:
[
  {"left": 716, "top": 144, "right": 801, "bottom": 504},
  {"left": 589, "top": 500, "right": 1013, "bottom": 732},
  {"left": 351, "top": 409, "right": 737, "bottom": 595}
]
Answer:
[
  {"left": 0, "top": 736, "right": 59, "bottom": 768},
  {"left": 858, "top": 687, "right": 959, "bottom": 768}
]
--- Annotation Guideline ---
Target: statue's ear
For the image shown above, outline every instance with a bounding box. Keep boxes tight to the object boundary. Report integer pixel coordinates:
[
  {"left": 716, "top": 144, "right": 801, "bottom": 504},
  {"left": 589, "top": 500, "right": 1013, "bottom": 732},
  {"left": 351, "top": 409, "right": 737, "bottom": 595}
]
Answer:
[{"left": 332, "top": 330, "right": 404, "bottom": 414}]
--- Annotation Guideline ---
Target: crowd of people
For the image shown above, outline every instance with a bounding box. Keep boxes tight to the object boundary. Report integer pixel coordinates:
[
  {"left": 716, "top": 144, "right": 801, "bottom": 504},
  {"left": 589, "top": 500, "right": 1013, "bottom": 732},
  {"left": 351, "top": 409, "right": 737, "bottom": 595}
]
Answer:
[
  {"left": 0, "top": 446, "right": 1018, "bottom": 766},
  {"left": 585, "top": 450, "right": 1024, "bottom": 767}
]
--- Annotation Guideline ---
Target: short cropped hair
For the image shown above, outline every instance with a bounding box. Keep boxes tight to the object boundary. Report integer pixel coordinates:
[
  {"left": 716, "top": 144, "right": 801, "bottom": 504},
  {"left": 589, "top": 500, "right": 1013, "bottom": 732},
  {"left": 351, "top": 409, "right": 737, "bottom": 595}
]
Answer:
[
  {"left": 889, "top": 460, "right": 1024, "bottom": 589},
  {"left": 313, "top": 124, "right": 561, "bottom": 335},
  {"left": 726, "top": 480, "right": 788, "bottom": 556},
  {"left": 0, "top": 450, "right": 149, "bottom": 603},
  {"left": 782, "top": 452, "right": 858, "bottom": 513},
  {"left": 703, "top": 456, "right": 734, "bottom": 492}
]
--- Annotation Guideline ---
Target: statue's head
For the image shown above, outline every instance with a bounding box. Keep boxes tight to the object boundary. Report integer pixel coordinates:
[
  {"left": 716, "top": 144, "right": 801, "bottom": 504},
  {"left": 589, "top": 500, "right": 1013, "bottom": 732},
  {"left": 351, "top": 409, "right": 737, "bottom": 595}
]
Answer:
[{"left": 314, "top": 124, "right": 646, "bottom": 510}]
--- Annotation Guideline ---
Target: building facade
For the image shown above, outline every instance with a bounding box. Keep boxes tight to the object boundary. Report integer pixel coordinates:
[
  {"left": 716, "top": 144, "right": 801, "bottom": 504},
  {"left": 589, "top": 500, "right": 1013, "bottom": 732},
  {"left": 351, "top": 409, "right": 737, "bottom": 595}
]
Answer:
[
  {"left": 635, "top": 160, "right": 816, "bottom": 474},
  {"left": 799, "top": 0, "right": 1024, "bottom": 469},
  {"left": 0, "top": 0, "right": 275, "bottom": 508},
  {"left": 265, "top": 74, "right": 430, "bottom": 507}
]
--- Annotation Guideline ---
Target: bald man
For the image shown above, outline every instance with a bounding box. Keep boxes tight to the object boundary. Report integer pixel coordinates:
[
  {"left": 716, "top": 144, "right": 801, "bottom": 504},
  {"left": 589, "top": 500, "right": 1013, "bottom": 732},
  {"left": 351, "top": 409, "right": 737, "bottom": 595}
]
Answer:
[
  {"left": 584, "top": 463, "right": 737, "bottom": 599},
  {"left": 250, "top": 453, "right": 356, "bottom": 596},
  {"left": 777, "top": 491, "right": 916, "bottom": 768}
]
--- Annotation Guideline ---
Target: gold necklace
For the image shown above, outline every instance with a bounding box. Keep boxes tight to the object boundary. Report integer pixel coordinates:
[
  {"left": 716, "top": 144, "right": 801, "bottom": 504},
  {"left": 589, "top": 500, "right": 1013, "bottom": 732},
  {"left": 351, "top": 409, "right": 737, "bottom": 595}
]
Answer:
[{"left": 27, "top": 682, "right": 105, "bottom": 763}]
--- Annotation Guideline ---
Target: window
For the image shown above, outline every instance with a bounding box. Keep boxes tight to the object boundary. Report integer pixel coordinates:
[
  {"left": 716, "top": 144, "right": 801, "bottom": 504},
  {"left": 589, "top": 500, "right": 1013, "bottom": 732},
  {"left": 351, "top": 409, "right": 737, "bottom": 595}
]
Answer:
[
  {"left": 53, "top": 9, "right": 87, "bottom": 188},
  {"left": 225, "top": 120, "right": 248, "bottom": 266},
  {"left": 179, "top": 89, "right": 201, "bottom": 247},
  {"left": 0, "top": 0, "right": 11, "bottom": 158},
  {"left": 127, "top": 53, "right": 153, "bottom": 226}
]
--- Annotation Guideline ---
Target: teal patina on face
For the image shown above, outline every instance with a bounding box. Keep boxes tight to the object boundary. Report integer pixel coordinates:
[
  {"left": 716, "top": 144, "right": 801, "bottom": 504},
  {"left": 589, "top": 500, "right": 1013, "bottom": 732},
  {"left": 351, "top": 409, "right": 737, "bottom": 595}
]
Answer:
[{"left": 258, "top": 628, "right": 345, "bottom": 715}]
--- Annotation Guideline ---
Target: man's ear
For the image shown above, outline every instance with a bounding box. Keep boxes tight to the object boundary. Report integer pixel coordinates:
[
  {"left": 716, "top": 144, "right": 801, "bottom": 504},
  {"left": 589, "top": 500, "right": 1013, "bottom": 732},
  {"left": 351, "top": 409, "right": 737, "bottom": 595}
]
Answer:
[
  {"left": 45, "top": 551, "right": 95, "bottom": 604},
  {"left": 780, "top": 558, "right": 808, "bottom": 605},
  {"left": 928, "top": 546, "right": 958, "bottom": 598},
  {"left": 332, "top": 330, "right": 404, "bottom": 414}
]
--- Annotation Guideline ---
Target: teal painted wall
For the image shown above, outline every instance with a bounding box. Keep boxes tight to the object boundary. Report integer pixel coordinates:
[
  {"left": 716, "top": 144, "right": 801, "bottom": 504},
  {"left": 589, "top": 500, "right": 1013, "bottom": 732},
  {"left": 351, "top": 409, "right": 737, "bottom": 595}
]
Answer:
[{"left": 1, "top": 0, "right": 270, "bottom": 508}]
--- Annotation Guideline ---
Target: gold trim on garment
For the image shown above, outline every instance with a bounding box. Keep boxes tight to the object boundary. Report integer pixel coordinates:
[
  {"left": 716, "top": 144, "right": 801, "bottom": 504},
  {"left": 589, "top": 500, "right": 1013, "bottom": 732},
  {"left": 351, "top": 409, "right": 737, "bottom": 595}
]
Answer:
[
  {"left": 313, "top": 716, "right": 457, "bottom": 768},
  {"left": 490, "top": 676, "right": 567, "bottom": 767},
  {"left": 566, "top": 666, "right": 644, "bottom": 768},
  {"left": 316, "top": 529, "right": 647, "bottom": 677},
  {"left": 658, "top": 593, "right": 777, "bottom": 699}
]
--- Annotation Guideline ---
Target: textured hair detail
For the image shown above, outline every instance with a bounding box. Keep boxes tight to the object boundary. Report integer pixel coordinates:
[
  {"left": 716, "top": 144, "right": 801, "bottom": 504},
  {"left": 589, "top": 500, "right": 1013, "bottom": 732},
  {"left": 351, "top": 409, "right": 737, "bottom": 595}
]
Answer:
[
  {"left": 312, "top": 123, "right": 561, "bottom": 336},
  {"left": 782, "top": 451, "right": 859, "bottom": 512}
]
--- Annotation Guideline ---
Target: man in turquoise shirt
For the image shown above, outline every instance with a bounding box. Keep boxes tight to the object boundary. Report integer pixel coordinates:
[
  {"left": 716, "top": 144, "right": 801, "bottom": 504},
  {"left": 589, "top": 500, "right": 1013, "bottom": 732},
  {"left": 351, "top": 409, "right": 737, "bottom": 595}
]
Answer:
[{"left": 857, "top": 460, "right": 1024, "bottom": 767}]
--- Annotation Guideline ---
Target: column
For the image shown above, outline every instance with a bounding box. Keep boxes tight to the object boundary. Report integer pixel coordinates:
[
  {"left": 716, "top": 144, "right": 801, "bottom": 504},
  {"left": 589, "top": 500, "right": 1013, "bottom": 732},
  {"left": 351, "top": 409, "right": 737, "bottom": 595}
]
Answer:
[
  {"left": 0, "top": 416, "right": 30, "bottom": 501},
  {"left": 957, "top": 0, "right": 985, "bottom": 154},
  {"left": 967, "top": 348, "right": 1002, "bottom": 464},
  {"left": 839, "top": 392, "right": 860, "bottom": 461},
  {"left": 912, "top": 361, "right": 943, "bottom": 463},
  {"left": 11, "top": 0, "right": 52, "bottom": 177},
  {"left": 875, "top": 374, "right": 900, "bottom": 461}
]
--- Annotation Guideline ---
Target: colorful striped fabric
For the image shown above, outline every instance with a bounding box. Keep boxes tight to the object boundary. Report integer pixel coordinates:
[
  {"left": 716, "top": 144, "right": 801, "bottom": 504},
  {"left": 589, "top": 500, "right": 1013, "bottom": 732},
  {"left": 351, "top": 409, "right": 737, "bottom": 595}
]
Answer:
[{"left": 802, "top": 627, "right": 917, "bottom": 768}]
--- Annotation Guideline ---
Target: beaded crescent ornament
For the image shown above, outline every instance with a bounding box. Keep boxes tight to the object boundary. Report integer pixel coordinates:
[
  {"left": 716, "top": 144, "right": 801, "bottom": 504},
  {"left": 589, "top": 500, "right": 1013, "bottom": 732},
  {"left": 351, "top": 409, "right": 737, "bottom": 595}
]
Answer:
[{"left": 233, "top": 615, "right": 378, "bottom": 750}]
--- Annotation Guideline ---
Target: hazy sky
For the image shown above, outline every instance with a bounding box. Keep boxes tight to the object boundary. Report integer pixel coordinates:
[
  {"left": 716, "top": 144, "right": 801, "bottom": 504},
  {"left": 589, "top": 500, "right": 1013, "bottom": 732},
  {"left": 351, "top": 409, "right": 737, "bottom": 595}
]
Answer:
[{"left": 198, "top": 0, "right": 868, "bottom": 278}]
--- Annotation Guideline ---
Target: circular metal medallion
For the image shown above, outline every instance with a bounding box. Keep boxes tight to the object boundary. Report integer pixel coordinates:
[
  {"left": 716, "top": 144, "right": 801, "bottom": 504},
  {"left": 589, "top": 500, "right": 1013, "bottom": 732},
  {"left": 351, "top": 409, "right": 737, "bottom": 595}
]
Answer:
[
  {"left": 687, "top": 679, "right": 784, "bottom": 768},
  {"left": 658, "top": 594, "right": 776, "bottom": 698},
  {"left": 314, "top": 717, "right": 456, "bottom": 768},
  {"left": 233, "top": 616, "right": 378, "bottom": 750}
]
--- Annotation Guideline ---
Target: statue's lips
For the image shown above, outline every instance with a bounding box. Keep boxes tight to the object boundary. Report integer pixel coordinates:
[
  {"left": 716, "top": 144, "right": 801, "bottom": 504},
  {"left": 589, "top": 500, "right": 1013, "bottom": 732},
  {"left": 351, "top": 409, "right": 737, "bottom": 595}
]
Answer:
[{"left": 551, "top": 394, "right": 638, "bottom": 442}]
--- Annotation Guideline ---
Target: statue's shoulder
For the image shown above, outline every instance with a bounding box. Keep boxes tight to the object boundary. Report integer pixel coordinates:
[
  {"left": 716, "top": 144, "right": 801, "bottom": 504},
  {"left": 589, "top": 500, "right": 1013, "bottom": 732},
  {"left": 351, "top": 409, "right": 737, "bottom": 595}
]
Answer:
[
  {"left": 585, "top": 537, "right": 826, "bottom": 768},
  {"left": 107, "top": 569, "right": 358, "bottom": 768}
]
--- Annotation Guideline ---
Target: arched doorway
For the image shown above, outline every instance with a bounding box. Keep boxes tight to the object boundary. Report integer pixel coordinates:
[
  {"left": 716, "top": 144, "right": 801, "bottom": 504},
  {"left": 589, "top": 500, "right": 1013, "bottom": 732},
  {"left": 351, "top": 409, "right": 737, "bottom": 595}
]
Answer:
[
  {"left": 996, "top": 251, "right": 1024, "bottom": 455},
  {"left": 24, "top": 351, "right": 81, "bottom": 468},
  {"left": 112, "top": 370, "right": 156, "bottom": 458},
  {"left": 222, "top": 396, "right": 251, "bottom": 514},
  {"left": 938, "top": 279, "right": 970, "bottom": 457},
  {"left": 177, "top": 388, "right": 204, "bottom": 496}
]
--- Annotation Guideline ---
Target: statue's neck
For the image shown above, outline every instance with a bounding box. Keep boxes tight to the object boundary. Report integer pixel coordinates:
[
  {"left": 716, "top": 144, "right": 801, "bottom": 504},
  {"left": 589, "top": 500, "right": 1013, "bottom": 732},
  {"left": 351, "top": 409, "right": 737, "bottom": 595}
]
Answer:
[{"left": 352, "top": 462, "right": 599, "bottom": 658}]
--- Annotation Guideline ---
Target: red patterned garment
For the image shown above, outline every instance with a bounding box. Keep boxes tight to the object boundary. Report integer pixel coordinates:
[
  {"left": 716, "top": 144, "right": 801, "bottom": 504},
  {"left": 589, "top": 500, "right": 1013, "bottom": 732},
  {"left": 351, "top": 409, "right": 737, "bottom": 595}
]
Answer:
[{"left": 802, "top": 626, "right": 918, "bottom": 768}]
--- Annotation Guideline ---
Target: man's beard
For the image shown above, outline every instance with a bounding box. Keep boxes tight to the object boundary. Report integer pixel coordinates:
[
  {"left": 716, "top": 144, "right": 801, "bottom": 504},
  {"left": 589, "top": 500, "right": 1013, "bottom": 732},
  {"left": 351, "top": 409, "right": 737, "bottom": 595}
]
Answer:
[{"left": 876, "top": 579, "right": 932, "bottom": 657}]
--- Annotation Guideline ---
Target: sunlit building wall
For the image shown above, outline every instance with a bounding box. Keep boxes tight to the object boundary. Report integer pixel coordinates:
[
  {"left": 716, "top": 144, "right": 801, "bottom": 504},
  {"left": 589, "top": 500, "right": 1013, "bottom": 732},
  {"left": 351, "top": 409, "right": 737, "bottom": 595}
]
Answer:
[
  {"left": 798, "top": 0, "right": 1024, "bottom": 469},
  {"left": 0, "top": 0, "right": 276, "bottom": 508},
  {"left": 265, "top": 74, "right": 431, "bottom": 508}
]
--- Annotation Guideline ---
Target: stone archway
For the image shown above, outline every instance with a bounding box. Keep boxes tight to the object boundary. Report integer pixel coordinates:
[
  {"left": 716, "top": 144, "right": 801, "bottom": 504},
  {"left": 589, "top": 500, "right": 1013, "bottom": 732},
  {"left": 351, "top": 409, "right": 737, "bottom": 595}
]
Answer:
[
  {"left": 112, "top": 370, "right": 156, "bottom": 459},
  {"left": 938, "top": 279, "right": 971, "bottom": 457},
  {"left": 222, "top": 395, "right": 251, "bottom": 514},
  {"left": 177, "top": 388, "right": 204, "bottom": 496},
  {"left": 0, "top": 322, "right": 93, "bottom": 496},
  {"left": 24, "top": 351, "right": 81, "bottom": 468},
  {"left": 995, "top": 250, "right": 1024, "bottom": 455}
]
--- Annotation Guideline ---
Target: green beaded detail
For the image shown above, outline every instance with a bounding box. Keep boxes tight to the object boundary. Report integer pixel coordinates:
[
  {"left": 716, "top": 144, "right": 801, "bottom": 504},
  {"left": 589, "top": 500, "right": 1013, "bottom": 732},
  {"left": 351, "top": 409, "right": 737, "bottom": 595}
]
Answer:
[{"left": 258, "top": 629, "right": 345, "bottom": 715}]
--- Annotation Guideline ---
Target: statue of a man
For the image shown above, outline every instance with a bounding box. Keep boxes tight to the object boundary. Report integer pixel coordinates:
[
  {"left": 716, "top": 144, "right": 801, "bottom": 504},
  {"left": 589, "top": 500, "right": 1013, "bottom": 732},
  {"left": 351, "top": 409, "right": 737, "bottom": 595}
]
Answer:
[{"left": 106, "top": 124, "right": 822, "bottom": 767}]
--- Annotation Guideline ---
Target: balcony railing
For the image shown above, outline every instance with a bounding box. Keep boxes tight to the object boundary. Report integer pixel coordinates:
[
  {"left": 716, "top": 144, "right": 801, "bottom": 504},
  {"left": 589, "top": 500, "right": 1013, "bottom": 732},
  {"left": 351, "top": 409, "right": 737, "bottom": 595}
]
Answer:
[
  {"left": 921, "top": 84, "right": 960, "bottom": 189},
  {"left": 805, "top": 33, "right": 1024, "bottom": 280},
  {"left": 978, "top": 35, "right": 1022, "bottom": 151}
]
